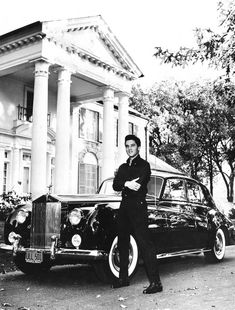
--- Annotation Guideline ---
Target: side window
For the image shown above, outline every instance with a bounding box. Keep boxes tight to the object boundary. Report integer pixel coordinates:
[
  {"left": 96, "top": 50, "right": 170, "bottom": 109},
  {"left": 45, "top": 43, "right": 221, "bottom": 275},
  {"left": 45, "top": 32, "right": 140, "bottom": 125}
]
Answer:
[
  {"left": 147, "top": 176, "right": 163, "bottom": 198},
  {"left": 186, "top": 181, "right": 202, "bottom": 203},
  {"left": 162, "top": 179, "right": 186, "bottom": 201}
]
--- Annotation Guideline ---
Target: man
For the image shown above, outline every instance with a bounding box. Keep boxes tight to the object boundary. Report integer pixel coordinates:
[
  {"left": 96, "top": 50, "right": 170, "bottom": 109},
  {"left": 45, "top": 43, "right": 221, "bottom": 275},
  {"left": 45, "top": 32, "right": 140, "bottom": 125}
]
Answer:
[{"left": 112, "top": 134, "right": 162, "bottom": 294}]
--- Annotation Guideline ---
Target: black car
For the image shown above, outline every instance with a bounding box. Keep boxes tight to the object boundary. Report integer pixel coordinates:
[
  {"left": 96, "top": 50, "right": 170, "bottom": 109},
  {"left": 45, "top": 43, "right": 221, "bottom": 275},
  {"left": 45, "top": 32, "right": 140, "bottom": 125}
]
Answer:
[{"left": 0, "top": 169, "right": 235, "bottom": 282}]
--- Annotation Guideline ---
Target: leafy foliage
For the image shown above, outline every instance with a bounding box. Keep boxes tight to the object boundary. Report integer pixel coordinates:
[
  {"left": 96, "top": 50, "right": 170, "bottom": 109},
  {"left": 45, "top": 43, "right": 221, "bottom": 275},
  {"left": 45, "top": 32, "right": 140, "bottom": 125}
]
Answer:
[
  {"left": 154, "top": 1, "right": 235, "bottom": 78},
  {"left": 0, "top": 192, "right": 31, "bottom": 221},
  {"left": 147, "top": 0, "right": 235, "bottom": 201},
  {"left": 131, "top": 78, "right": 235, "bottom": 200}
]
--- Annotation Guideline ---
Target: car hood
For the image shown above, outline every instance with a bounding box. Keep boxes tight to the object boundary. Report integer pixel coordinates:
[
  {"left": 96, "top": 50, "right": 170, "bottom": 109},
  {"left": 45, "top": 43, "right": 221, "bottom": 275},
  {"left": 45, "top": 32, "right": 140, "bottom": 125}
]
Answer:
[{"left": 57, "top": 193, "right": 122, "bottom": 204}]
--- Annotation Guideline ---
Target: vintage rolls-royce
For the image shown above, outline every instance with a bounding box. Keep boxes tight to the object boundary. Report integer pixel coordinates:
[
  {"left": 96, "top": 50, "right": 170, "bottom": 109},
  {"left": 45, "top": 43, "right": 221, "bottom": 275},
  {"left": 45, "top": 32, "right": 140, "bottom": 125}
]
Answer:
[{"left": 0, "top": 170, "right": 235, "bottom": 282}]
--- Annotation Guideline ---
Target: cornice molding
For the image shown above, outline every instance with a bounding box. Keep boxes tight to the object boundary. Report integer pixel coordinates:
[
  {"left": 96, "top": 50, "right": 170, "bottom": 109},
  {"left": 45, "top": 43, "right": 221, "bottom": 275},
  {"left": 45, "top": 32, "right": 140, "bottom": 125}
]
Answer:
[
  {"left": 0, "top": 19, "right": 141, "bottom": 81},
  {"left": 0, "top": 33, "right": 45, "bottom": 54}
]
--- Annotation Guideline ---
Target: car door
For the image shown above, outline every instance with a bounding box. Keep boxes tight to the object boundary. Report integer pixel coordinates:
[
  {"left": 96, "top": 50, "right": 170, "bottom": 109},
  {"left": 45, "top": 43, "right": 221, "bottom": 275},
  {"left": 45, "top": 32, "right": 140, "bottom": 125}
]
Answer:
[
  {"left": 146, "top": 176, "right": 171, "bottom": 253},
  {"left": 159, "top": 177, "right": 197, "bottom": 251},
  {"left": 186, "top": 180, "right": 210, "bottom": 248}
]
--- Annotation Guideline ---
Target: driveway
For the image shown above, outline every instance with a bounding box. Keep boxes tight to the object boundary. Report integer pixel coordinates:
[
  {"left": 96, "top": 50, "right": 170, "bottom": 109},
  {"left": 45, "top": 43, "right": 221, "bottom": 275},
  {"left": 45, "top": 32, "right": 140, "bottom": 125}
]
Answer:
[{"left": 1, "top": 246, "right": 235, "bottom": 310}]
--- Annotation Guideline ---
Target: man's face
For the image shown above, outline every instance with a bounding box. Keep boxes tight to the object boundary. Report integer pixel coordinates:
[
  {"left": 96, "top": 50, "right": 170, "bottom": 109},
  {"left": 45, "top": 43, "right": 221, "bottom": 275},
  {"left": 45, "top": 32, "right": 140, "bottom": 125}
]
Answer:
[{"left": 125, "top": 139, "right": 140, "bottom": 158}]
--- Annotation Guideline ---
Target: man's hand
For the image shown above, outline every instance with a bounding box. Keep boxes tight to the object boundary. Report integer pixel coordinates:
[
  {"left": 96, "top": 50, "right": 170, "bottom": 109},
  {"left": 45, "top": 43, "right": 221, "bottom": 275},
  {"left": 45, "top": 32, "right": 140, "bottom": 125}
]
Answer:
[{"left": 125, "top": 178, "right": 140, "bottom": 191}]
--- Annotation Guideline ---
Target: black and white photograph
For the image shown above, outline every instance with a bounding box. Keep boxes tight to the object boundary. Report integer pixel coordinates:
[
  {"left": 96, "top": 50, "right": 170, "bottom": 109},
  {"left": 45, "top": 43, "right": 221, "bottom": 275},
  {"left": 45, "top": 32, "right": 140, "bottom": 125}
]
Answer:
[{"left": 0, "top": 0, "right": 235, "bottom": 309}]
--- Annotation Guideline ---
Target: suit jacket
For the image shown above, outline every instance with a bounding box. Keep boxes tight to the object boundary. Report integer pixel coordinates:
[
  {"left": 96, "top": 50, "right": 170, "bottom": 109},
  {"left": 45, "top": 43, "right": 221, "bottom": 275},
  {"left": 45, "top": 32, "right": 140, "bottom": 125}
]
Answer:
[{"left": 113, "top": 155, "right": 151, "bottom": 202}]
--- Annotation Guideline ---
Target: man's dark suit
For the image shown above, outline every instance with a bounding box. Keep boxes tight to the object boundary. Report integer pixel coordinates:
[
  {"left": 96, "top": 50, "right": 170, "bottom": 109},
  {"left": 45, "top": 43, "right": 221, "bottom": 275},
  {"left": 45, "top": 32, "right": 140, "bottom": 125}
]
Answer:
[{"left": 113, "top": 154, "right": 160, "bottom": 282}]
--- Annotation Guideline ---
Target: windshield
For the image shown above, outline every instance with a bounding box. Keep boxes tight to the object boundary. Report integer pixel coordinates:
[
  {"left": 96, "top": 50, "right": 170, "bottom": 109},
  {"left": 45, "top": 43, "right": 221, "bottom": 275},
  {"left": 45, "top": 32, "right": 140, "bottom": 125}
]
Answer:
[
  {"left": 98, "top": 179, "right": 118, "bottom": 195},
  {"left": 98, "top": 176, "right": 163, "bottom": 198}
]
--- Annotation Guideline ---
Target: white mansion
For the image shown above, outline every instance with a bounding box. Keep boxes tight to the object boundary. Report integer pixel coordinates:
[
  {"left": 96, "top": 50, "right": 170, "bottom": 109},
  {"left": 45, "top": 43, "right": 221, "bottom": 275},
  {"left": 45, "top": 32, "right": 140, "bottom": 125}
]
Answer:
[{"left": 0, "top": 16, "right": 156, "bottom": 199}]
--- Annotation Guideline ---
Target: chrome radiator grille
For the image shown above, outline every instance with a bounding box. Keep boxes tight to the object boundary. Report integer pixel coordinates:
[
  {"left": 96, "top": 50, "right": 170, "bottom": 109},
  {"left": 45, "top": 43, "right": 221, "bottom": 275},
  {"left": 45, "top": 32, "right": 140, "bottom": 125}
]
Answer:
[{"left": 30, "top": 202, "right": 61, "bottom": 249}]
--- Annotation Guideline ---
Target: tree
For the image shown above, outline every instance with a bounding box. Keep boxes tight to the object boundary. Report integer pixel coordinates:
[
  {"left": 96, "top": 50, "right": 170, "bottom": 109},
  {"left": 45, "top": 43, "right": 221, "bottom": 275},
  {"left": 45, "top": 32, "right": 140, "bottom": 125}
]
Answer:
[
  {"left": 152, "top": 0, "right": 235, "bottom": 201},
  {"left": 131, "top": 81, "right": 212, "bottom": 179},
  {"left": 212, "top": 79, "right": 235, "bottom": 201},
  {"left": 154, "top": 1, "right": 235, "bottom": 79},
  {"left": 131, "top": 79, "right": 235, "bottom": 200},
  {"left": 130, "top": 81, "right": 184, "bottom": 170}
]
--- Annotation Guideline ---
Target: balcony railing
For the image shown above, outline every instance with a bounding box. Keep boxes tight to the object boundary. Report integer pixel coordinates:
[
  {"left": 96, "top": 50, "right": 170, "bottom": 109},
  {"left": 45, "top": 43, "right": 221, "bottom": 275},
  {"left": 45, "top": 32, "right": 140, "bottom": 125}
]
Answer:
[{"left": 17, "top": 105, "right": 51, "bottom": 127}]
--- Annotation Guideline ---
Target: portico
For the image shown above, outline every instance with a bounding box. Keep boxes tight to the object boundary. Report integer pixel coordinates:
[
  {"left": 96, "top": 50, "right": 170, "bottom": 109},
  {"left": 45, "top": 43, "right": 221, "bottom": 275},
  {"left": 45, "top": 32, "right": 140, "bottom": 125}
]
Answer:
[{"left": 0, "top": 16, "right": 143, "bottom": 199}]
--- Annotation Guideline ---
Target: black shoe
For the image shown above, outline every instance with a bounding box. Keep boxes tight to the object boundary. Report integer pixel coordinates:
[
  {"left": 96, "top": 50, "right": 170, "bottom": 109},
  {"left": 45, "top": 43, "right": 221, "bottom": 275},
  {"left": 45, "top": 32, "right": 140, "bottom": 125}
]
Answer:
[
  {"left": 112, "top": 278, "right": 130, "bottom": 289},
  {"left": 143, "top": 281, "right": 163, "bottom": 294}
]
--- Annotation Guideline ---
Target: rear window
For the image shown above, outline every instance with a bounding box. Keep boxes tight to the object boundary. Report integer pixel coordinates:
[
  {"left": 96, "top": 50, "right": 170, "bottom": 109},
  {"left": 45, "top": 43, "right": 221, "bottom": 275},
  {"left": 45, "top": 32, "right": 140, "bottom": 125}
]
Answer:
[{"left": 98, "top": 179, "right": 117, "bottom": 195}]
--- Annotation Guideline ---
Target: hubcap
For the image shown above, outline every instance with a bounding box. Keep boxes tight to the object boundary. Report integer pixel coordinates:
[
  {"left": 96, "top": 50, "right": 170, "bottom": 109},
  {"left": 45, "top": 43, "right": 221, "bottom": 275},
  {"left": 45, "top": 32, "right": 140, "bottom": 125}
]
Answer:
[{"left": 214, "top": 230, "right": 225, "bottom": 258}]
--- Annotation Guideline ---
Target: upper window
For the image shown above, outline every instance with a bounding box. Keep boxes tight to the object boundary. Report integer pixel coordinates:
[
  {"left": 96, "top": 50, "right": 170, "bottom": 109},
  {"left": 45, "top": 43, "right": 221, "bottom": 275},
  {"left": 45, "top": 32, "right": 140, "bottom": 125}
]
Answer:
[
  {"left": 24, "top": 87, "right": 34, "bottom": 122},
  {"left": 79, "top": 108, "right": 99, "bottom": 142},
  {"left": 2, "top": 151, "right": 10, "bottom": 194},
  {"left": 162, "top": 178, "right": 186, "bottom": 201}
]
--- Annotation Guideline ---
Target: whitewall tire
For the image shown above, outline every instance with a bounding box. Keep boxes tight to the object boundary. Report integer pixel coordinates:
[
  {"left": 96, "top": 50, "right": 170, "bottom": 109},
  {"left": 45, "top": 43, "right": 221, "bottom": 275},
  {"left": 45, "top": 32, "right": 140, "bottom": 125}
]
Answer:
[
  {"left": 204, "top": 228, "right": 226, "bottom": 262},
  {"left": 108, "top": 235, "right": 138, "bottom": 279}
]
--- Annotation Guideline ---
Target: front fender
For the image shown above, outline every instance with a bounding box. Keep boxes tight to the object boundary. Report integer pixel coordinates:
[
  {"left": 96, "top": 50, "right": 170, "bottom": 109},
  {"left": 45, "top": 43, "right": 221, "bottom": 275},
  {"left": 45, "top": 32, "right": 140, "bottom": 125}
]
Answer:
[
  {"left": 89, "top": 203, "right": 119, "bottom": 250},
  {"left": 4, "top": 201, "right": 32, "bottom": 245}
]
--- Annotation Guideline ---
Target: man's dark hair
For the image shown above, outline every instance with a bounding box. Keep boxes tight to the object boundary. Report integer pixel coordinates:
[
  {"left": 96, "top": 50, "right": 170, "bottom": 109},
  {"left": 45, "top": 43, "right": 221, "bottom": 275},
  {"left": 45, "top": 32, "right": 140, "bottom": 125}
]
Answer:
[{"left": 125, "top": 134, "right": 141, "bottom": 147}]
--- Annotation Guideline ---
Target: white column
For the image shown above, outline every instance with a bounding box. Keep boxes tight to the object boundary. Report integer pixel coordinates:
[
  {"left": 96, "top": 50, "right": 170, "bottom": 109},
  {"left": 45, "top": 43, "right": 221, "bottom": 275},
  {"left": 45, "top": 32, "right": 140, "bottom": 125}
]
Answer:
[
  {"left": 71, "top": 106, "right": 80, "bottom": 194},
  {"left": 46, "top": 152, "right": 52, "bottom": 189},
  {"left": 30, "top": 61, "right": 50, "bottom": 200},
  {"left": 117, "top": 93, "right": 129, "bottom": 166},
  {"left": 102, "top": 87, "right": 115, "bottom": 181},
  {"left": 54, "top": 68, "right": 71, "bottom": 194}
]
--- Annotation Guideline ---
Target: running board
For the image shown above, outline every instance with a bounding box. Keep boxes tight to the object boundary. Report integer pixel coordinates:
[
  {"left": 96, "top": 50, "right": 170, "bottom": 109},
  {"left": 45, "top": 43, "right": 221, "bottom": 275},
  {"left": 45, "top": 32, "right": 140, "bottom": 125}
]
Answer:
[{"left": 157, "top": 248, "right": 208, "bottom": 259}]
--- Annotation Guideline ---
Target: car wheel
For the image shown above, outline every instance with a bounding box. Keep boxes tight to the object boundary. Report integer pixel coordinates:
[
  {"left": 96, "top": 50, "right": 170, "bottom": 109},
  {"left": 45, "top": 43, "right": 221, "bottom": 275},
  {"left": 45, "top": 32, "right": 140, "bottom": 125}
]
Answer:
[
  {"left": 93, "top": 235, "right": 139, "bottom": 283},
  {"left": 14, "top": 254, "right": 52, "bottom": 274},
  {"left": 204, "top": 228, "right": 226, "bottom": 262}
]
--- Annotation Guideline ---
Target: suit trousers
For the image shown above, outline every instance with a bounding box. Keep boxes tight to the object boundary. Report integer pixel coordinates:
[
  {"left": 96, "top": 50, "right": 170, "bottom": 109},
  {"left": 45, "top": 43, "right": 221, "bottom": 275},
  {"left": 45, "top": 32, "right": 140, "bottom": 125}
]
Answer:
[{"left": 117, "top": 199, "right": 160, "bottom": 283}]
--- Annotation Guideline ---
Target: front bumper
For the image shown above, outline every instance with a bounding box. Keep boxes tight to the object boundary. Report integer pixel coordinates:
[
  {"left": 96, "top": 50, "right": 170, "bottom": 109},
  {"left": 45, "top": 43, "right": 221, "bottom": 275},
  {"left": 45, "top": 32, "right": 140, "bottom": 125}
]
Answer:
[{"left": 0, "top": 242, "right": 108, "bottom": 262}]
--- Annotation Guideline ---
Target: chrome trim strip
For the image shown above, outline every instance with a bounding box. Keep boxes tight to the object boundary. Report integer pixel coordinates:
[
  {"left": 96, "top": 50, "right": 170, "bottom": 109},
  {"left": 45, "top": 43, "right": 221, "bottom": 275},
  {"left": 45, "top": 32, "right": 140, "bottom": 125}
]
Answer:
[{"left": 157, "top": 248, "right": 207, "bottom": 259}]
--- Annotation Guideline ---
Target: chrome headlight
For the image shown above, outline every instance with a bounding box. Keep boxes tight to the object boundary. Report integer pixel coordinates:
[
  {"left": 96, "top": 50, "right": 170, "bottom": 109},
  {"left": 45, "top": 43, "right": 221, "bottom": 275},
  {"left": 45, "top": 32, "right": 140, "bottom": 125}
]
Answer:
[
  {"left": 68, "top": 208, "right": 83, "bottom": 226},
  {"left": 15, "top": 209, "right": 28, "bottom": 224},
  {"left": 8, "top": 231, "right": 21, "bottom": 244}
]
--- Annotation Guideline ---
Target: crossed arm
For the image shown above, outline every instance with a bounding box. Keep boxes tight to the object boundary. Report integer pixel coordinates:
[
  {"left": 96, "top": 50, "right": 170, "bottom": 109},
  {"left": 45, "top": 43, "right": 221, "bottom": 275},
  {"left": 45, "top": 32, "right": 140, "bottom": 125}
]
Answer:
[
  {"left": 113, "top": 162, "right": 151, "bottom": 192},
  {"left": 124, "top": 178, "right": 140, "bottom": 191}
]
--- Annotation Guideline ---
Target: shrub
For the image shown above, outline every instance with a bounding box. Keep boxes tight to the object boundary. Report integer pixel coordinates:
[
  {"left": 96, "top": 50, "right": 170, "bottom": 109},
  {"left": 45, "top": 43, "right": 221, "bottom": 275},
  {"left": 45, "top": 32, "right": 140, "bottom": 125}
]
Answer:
[{"left": 0, "top": 191, "right": 31, "bottom": 221}]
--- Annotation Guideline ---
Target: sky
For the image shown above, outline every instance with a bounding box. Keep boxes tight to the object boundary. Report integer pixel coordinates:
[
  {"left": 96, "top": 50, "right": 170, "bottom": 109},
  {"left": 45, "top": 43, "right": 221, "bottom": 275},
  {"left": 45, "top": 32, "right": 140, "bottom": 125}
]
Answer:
[{"left": 0, "top": 0, "right": 221, "bottom": 86}]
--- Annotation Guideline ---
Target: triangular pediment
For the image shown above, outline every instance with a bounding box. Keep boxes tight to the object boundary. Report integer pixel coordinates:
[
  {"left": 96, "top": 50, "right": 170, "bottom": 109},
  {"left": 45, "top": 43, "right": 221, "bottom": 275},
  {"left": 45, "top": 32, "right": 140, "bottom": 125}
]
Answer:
[
  {"left": 65, "top": 29, "right": 124, "bottom": 69},
  {"left": 42, "top": 16, "right": 142, "bottom": 78}
]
